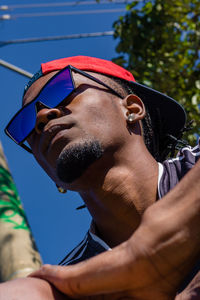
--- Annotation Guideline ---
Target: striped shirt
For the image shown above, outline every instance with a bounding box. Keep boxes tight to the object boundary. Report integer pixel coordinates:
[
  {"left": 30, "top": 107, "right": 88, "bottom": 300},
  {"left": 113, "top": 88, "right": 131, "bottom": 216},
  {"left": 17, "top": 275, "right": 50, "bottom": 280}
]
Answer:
[{"left": 59, "top": 224, "right": 111, "bottom": 266}]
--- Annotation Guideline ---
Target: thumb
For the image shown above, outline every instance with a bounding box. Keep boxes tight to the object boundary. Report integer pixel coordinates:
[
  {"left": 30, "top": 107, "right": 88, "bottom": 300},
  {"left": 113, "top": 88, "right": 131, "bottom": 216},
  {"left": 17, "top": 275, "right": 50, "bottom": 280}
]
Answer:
[
  {"left": 29, "top": 242, "right": 133, "bottom": 298},
  {"left": 29, "top": 264, "right": 78, "bottom": 297}
]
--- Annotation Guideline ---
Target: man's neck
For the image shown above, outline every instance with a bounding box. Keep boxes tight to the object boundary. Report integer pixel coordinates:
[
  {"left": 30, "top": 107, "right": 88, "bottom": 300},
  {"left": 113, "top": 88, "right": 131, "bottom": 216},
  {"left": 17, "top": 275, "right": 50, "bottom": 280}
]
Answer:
[{"left": 80, "top": 144, "right": 159, "bottom": 247}]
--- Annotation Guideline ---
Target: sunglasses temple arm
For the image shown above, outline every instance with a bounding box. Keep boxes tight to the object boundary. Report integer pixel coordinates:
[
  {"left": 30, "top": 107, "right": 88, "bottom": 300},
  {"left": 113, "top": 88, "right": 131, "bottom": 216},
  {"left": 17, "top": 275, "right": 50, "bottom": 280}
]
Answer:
[{"left": 20, "top": 143, "right": 33, "bottom": 154}]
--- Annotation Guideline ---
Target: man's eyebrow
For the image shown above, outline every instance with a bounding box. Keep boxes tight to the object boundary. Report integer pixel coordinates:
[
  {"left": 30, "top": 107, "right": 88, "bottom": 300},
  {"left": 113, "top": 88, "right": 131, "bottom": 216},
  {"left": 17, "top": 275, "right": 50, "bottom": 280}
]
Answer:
[{"left": 76, "top": 83, "right": 117, "bottom": 100}]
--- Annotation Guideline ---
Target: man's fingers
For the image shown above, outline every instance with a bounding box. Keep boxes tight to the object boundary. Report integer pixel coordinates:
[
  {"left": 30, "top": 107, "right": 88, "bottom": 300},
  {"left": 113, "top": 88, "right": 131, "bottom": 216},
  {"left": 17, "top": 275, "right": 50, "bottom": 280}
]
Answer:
[
  {"left": 29, "top": 265, "right": 69, "bottom": 294},
  {"left": 30, "top": 265, "right": 86, "bottom": 298},
  {"left": 28, "top": 243, "right": 134, "bottom": 298},
  {"left": 29, "top": 263, "right": 130, "bottom": 300},
  {"left": 30, "top": 264, "right": 60, "bottom": 280}
]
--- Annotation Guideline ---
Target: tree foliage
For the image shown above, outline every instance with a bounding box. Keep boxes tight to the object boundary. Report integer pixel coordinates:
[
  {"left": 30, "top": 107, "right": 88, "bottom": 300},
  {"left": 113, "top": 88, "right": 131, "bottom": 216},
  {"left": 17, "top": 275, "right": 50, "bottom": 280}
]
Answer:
[{"left": 113, "top": 0, "right": 200, "bottom": 144}]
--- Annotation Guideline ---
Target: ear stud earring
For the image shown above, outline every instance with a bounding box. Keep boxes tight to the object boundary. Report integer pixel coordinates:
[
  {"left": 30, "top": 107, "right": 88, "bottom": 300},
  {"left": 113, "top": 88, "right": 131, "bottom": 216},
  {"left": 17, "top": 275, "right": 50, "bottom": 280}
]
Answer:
[
  {"left": 56, "top": 185, "right": 67, "bottom": 194},
  {"left": 127, "top": 113, "right": 135, "bottom": 123}
]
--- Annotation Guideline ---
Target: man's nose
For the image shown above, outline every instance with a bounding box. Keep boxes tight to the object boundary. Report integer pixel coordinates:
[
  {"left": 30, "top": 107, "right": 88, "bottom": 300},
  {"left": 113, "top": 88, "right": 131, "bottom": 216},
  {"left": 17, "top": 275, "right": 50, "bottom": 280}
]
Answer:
[{"left": 35, "top": 102, "right": 62, "bottom": 134}]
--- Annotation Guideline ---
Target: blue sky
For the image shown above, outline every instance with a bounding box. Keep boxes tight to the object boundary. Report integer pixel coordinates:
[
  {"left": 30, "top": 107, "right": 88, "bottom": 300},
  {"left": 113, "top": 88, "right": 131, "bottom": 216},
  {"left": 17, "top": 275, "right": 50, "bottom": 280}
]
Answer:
[{"left": 0, "top": 0, "right": 128, "bottom": 264}]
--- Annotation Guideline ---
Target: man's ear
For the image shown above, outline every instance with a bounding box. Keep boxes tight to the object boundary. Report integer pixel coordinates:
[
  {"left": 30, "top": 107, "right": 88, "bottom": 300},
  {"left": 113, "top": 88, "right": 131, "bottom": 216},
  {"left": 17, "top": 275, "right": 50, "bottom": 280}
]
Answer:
[{"left": 123, "top": 94, "right": 146, "bottom": 123}]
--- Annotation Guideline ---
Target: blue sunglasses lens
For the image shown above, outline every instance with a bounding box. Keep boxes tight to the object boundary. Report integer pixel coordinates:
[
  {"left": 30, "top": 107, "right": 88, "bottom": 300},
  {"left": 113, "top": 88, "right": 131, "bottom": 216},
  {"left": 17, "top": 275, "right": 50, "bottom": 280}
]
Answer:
[
  {"left": 7, "top": 104, "right": 37, "bottom": 144},
  {"left": 6, "top": 67, "right": 74, "bottom": 144}
]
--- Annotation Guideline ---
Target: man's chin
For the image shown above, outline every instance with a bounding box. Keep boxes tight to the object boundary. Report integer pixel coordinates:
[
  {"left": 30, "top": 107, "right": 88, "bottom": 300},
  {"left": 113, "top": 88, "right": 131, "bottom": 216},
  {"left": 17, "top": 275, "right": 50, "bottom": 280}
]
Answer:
[{"left": 56, "top": 140, "right": 104, "bottom": 184}]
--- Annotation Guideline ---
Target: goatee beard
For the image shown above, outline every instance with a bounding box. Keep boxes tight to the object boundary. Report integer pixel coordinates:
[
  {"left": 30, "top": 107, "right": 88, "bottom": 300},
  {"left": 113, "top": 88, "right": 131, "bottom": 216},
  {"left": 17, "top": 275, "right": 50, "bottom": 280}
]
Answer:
[{"left": 56, "top": 140, "right": 104, "bottom": 183}]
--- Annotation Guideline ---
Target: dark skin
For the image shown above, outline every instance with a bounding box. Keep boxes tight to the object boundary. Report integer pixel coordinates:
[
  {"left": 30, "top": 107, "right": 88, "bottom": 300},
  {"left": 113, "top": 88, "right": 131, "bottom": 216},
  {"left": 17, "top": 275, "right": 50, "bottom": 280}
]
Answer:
[
  {"left": 24, "top": 70, "right": 157, "bottom": 248},
  {"left": 0, "top": 70, "right": 199, "bottom": 299}
]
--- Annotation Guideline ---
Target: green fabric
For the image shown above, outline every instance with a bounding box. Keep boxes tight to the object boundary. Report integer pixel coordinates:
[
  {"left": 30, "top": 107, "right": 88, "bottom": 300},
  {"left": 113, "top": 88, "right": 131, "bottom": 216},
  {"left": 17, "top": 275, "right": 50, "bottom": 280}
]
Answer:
[{"left": 0, "top": 166, "right": 29, "bottom": 231}]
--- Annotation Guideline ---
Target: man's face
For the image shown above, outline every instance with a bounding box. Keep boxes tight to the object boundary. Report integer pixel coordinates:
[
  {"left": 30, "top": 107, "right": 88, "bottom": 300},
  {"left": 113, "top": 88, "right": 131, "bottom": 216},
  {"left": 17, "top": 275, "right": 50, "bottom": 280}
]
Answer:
[{"left": 23, "top": 70, "right": 129, "bottom": 190}]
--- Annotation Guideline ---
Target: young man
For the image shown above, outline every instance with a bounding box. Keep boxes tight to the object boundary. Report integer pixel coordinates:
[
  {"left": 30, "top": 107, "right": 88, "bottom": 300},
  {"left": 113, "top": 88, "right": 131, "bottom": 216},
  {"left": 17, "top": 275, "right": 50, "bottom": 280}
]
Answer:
[{"left": 2, "top": 56, "right": 200, "bottom": 299}]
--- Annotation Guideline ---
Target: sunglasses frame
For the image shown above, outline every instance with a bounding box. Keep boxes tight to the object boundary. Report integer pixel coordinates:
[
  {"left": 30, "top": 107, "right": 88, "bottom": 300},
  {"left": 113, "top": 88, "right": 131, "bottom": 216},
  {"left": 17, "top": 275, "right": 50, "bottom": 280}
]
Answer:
[{"left": 5, "top": 65, "right": 123, "bottom": 153}]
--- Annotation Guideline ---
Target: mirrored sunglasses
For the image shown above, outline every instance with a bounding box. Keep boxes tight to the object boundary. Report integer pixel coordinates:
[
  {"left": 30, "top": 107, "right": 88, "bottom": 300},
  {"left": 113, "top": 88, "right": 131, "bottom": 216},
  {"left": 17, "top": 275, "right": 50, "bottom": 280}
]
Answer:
[{"left": 5, "top": 65, "right": 122, "bottom": 153}]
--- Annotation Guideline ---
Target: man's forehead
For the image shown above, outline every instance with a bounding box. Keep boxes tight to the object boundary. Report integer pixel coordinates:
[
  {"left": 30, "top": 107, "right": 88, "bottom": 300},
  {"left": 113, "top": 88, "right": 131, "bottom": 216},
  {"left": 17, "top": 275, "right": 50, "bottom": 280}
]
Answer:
[
  {"left": 23, "top": 70, "right": 58, "bottom": 106},
  {"left": 22, "top": 70, "right": 113, "bottom": 106}
]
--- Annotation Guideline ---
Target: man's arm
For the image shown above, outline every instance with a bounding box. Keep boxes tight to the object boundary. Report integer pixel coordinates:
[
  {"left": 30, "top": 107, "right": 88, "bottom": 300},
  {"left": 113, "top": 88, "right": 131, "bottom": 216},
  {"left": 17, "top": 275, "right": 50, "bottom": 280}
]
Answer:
[{"left": 30, "top": 159, "right": 200, "bottom": 299}]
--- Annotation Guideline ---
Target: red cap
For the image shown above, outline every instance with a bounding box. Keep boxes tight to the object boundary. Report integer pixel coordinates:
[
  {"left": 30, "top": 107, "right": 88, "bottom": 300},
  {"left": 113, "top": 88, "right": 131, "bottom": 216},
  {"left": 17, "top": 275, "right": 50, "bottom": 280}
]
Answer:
[
  {"left": 40, "top": 55, "right": 186, "bottom": 139},
  {"left": 41, "top": 56, "right": 135, "bottom": 82},
  {"left": 30, "top": 55, "right": 186, "bottom": 140}
]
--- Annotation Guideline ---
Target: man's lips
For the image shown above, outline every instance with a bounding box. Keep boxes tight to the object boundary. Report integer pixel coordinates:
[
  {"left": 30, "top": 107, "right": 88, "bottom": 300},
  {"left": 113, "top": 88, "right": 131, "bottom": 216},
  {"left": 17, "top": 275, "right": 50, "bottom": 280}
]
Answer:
[{"left": 39, "top": 123, "right": 73, "bottom": 155}]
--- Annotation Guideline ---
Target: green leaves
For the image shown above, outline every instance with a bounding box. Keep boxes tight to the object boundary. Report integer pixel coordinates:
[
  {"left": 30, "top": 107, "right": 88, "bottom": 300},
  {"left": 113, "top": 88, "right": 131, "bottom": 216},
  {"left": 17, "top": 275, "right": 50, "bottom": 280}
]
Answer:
[{"left": 113, "top": 0, "right": 200, "bottom": 144}]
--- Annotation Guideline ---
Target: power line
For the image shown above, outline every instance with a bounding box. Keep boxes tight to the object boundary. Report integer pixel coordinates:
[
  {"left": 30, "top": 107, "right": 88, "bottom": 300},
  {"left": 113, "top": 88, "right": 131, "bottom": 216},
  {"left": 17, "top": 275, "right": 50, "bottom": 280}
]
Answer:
[
  {"left": 0, "top": 8, "right": 126, "bottom": 20},
  {"left": 0, "top": 31, "right": 114, "bottom": 47},
  {"left": 0, "top": 1, "right": 131, "bottom": 10},
  {"left": 0, "top": 59, "right": 33, "bottom": 78}
]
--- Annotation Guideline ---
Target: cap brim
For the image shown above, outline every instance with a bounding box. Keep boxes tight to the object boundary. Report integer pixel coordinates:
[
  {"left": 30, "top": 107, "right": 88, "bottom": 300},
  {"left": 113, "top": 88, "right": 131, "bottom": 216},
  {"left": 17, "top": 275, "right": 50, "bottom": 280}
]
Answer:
[{"left": 129, "top": 81, "right": 187, "bottom": 138}]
